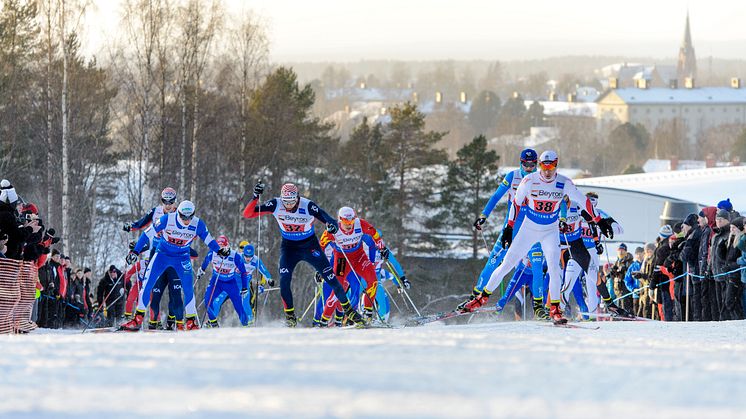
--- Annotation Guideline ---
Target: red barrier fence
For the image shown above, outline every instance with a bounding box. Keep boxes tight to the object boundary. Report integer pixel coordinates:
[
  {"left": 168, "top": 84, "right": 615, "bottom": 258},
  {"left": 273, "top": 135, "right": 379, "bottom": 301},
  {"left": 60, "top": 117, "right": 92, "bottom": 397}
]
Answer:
[{"left": 0, "top": 258, "right": 38, "bottom": 334}]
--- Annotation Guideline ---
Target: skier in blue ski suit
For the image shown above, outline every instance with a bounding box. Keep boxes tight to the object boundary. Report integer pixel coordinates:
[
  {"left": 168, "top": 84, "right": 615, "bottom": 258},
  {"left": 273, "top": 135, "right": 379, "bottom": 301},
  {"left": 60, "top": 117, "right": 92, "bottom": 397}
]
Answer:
[
  {"left": 122, "top": 200, "right": 224, "bottom": 331},
  {"left": 199, "top": 236, "right": 250, "bottom": 327}
]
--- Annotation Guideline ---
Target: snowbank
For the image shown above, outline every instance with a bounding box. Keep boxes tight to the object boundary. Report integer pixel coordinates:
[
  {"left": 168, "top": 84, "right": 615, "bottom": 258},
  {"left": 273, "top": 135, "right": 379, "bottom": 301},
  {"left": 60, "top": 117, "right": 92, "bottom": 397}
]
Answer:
[{"left": 2, "top": 321, "right": 746, "bottom": 418}]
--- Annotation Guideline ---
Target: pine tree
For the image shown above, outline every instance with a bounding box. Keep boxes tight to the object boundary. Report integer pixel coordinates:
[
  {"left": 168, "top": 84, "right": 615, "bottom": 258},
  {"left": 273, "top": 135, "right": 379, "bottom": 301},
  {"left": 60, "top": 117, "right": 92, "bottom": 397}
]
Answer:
[{"left": 437, "top": 135, "right": 499, "bottom": 258}]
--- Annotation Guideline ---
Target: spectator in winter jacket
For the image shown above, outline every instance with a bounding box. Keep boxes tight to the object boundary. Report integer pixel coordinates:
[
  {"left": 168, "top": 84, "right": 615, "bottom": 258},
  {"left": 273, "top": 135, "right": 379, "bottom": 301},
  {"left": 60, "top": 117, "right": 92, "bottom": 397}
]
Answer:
[
  {"left": 83, "top": 268, "right": 94, "bottom": 320},
  {"left": 717, "top": 198, "right": 741, "bottom": 220},
  {"left": 0, "top": 180, "right": 25, "bottom": 260},
  {"left": 65, "top": 269, "right": 88, "bottom": 327},
  {"left": 0, "top": 231, "right": 7, "bottom": 257},
  {"left": 96, "top": 265, "right": 125, "bottom": 326},
  {"left": 666, "top": 223, "right": 686, "bottom": 321},
  {"left": 698, "top": 207, "right": 718, "bottom": 321},
  {"left": 38, "top": 249, "right": 65, "bottom": 329},
  {"left": 633, "top": 243, "right": 657, "bottom": 319},
  {"left": 651, "top": 225, "right": 673, "bottom": 320},
  {"left": 610, "top": 243, "right": 634, "bottom": 312},
  {"left": 624, "top": 247, "right": 644, "bottom": 316},
  {"left": 711, "top": 210, "right": 731, "bottom": 320},
  {"left": 735, "top": 221, "right": 746, "bottom": 315},
  {"left": 680, "top": 214, "right": 702, "bottom": 320},
  {"left": 719, "top": 217, "right": 744, "bottom": 320}
]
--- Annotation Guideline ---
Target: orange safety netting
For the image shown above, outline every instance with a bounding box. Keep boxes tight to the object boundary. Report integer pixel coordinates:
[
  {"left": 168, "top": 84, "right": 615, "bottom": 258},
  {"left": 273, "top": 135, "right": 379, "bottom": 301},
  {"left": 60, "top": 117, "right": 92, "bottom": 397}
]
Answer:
[{"left": 0, "top": 258, "right": 38, "bottom": 334}]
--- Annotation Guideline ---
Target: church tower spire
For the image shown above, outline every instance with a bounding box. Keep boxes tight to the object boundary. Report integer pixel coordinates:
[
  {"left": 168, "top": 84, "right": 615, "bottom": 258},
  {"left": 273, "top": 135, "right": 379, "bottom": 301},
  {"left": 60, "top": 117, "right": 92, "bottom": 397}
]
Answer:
[{"left": 677, "top": 11, "right": 697, "bottom": 83}]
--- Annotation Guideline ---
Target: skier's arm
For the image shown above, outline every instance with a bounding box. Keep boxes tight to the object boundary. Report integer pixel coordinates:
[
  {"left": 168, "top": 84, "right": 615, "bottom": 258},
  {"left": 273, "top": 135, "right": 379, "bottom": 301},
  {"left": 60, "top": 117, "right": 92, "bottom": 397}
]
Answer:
[
  {"left": 133, "top": 224, "right": 158, "bottom": 254},
  {"left": 130, "top": 207, "right": 156, "bottom": 231},
  {"left": 195, "top": 220, "right": 220, "bottom": 253},
  {"left": 507, "top": 177, "right": 531, "bottom": 226},
  {"left": 257, "top": 257, "right": 272, "bottom": 280},
  {"left": 360, "top": 219, "right": 383, "bottom": 246},
  {"left": 598, "top": 208, "right": 624, "bottom": 235},
  {"left": 564, "top": 181, "right": 599, "bottom": 222},
  {"left": 481, "top": 172, "right": 513, "bottom": 218},
  {"left": 200, "top": 252, "right": 213, "bottom": 272},
  {"left": 235, "top": 253, "right": 249, "bottom": 290},
  {"left": 241, "top": 197, "right": 277, "bottom": 219},
  {"left": 386, "top": 252, "right": 406, "bottom": 283},
  {"left": 308, "top": 201, "right": 337, "bottom": 226}
]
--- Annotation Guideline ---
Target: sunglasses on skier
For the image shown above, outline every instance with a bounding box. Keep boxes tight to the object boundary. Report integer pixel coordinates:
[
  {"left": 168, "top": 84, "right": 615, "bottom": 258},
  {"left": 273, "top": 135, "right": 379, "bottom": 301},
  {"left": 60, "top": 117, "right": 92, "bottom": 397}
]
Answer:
[
  {"left": 162, "top": 198, "right": 177, "bottom": 205},
  {"left": 539, "top": 160, "right": 558, "bottom": 171},
  {"left": 521, "top": 161, "right": 537, "bottom": 170}
]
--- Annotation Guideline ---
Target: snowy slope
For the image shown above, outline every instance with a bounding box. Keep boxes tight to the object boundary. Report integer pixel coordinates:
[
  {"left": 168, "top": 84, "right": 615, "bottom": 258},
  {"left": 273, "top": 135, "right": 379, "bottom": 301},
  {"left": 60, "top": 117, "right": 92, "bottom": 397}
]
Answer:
[{"left": 2, "top": 321, "right": 746, "bottom": 418}]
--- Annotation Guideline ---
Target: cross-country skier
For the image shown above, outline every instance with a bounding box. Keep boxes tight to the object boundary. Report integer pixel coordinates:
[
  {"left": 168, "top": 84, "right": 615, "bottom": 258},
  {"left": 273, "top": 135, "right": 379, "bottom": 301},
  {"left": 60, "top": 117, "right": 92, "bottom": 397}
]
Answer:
[
  {"left": 560, "top": 192, "right": 629, "bottom": 317},
  {"left": 121, "top": 200, "right": 225, "bottom": 331},
  {"left": 459, "top": 150, "right": 613, "bottom": 324},
  {"left": 198, "top": 235, "right": 250, "bottom": 327},
  {"left": 242, "top": 183, "right": 364, "bottom": 327},
  {"left": 122, "top": 187, "right": 183, "bottom": 329},
  {"left": 464, "top": 149, "right": 549, "bottom": 319},
  {"left": 318, "top": 206, "right": 389, "bottom": 324}
]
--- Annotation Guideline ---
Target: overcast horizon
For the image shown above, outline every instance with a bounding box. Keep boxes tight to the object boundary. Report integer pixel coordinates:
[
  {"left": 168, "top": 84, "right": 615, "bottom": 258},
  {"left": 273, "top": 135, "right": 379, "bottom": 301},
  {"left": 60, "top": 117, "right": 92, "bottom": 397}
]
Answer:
[{"left": 83, "top": 0, "right": 746, "bottom": 62}]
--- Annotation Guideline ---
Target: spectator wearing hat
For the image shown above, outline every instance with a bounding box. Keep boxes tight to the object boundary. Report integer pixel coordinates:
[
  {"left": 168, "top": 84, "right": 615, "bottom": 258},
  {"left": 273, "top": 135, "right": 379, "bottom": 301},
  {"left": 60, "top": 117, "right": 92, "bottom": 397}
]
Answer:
[
  {"left": 610, "top": 243, "right": 634, "bottom": 313},
  {"left": 717, "top": 198, "right": 741, "bottom": 219},
  {"left": 663, "top": 223, "right": 686, "bottom": 321},
  {"left": 632, "top": 243, "right": 657, "bottom": 318},
  {"left": 651, "top": 225, "right": 674, "bottom": 320},
  {"left": 734, "top": 218, "right": 746, "bottom": 316},
  {"left": 718, "top": 217, "right": 744, "bottom": 320},
  {"left": 0, "top": 179, "right": 25, "bottom": 260},
  {"left": 96, "top": 265, "right": 124, "bottom": 326},
  {"left": 680, "top": 213, "right": 702, "bottom": 321},
  {"left": 624, "top": 247, "right": 645, "bottom": 316},
  {"left": 38, "top": 249, "right": 65, "bottom": 328},
  {"left": 710, "top": 210, "right": 731, "bottom": 320},
  {"left": 698, "top": 207, "right": 719, "bottom": 321}
]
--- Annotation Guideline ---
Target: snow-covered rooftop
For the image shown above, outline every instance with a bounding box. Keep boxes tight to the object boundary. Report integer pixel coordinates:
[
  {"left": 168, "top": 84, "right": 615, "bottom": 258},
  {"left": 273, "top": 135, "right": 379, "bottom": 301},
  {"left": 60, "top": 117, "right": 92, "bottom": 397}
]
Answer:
[
  {"left": 642, "top": 159, "right": 742, "bottom": 173},
  {"left": 598, "top": 87, "right": 746, "bottom": 105},
  {"left": 575, "top": 166, "right": 746, "bottom": 210}
]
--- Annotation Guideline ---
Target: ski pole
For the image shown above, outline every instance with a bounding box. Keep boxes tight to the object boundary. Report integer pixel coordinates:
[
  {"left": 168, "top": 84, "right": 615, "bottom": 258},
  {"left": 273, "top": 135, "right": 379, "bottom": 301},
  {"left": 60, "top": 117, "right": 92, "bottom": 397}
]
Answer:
[
  {"left": 298, "top": 281, "right": 322, "bottom": 322},
  {"left": 385, "top": 259, "right": 421, "bottom": 317},
  {"left": 81, "top": 265, "right": 128, "bottom": 333},
  {"left": 381, "top": 280, "right": 403, "bottom": 314}
]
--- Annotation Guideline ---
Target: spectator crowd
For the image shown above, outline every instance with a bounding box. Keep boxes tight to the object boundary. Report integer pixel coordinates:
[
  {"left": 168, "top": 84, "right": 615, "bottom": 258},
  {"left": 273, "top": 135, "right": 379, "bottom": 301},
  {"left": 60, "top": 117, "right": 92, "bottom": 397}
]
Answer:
[
  {"left": 602, "top": 198, "right": 745, "bottom": 321},
  {"left": 0, "top": 179, "right": 128, "bottom": 332}
]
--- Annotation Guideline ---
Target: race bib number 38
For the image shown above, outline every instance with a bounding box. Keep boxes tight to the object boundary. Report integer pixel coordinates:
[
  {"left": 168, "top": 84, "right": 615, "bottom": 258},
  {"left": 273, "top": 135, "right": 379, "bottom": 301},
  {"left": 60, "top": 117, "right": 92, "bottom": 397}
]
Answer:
[{"left": 533, "top": 200, "right": 555, "bottom": 213}]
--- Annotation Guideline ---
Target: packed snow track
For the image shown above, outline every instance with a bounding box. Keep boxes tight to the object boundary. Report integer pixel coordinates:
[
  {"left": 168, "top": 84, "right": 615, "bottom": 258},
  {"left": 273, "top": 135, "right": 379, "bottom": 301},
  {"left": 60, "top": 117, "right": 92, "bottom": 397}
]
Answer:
[{"left": 2, "top": 321, "right": 745, "bottom": 418}]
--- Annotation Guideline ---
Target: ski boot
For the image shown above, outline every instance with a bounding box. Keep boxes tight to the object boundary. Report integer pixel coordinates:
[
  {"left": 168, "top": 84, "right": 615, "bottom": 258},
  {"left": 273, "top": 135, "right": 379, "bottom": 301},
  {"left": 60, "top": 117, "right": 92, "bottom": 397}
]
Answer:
[
  {"left": 208, "top": 319, "right": 220, "bottom": 328},
  {"left": 148, "top": 320, "right": 159, "bottom": 330},
  {"left": 284, "top": 309, "right": 298, "bottom": 327},
  {"left": 119, "top": 311, "right": 145, "bottom": 331},
  {"left": 313, "top": 316, "right": 329, "bottom": 328},
  {"left": 605, "top": 300, "right": 634, "bottom": 318},
  {"left": 185, "top": 317, "right": 199, "bottom": 331},
  {"left": 461, "top": 290, "right": 491, "bottom": 313},
  {"left": 549, "top": 303, "right": 568, "bottom": 325},
  {"left": 363, "top": 306, "right": 375, "bottom": 324},
  {"left": 333, "top": 312, "right": 344, "bottom": 327},
  {"left": 456, "top": 288, "right": 481, "bottom": 311},
  {"left": 176, "top": 320, "right": 185, "bottom": 331},
  {"left": 341, "top": 301, "right": 365, "bottom": 326},
  {"left": 533, "top": 297, "right": 549, "bottom": 321},
  {"left": 166, "top": 315, "right": 176, "bottom": 330}
]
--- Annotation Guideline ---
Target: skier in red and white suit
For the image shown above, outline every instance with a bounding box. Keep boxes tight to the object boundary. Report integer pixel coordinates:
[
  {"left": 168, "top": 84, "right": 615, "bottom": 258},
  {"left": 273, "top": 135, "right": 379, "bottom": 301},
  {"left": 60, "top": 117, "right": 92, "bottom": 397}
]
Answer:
[
  {"left": 461, "top": 150, "right": 614, "bottom": 323},
  {"left": 319, "top": 206, "right": 389, "bottom": 323}
]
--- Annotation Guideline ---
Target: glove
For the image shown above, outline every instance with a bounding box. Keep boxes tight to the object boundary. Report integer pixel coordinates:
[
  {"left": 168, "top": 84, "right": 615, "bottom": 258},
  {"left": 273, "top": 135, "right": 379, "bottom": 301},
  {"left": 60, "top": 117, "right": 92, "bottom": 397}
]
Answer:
[
  {"left": 595, "top": 241, "right": 604, "bottom": 255},
  {"left": 122, "top": 223, "right": 132, "bottom": 233},
  {"left": 240, "top": 288, "right": 248, "bottom": 298},
  {"left": 252, "top": 182, "right": 265, "bottom": 199},
  {"left": 597, "top": 217, "right": 614, "bottom": 239},
  {"left": 500, "top": 225, "right": 513, "bottom": 249},
  {"left": 326, "top": 222, "right": 338, "bottom": 234},
  {"left": 314, "top": 272, "right": 323, "bottom": 283},
  {"left": 558, "top": 218, "right": 570, "bottom": 234},
  {"left": 218, "top": 247, "right": 231, "bottom": 257},
  {"left": 125, "top": 251, "right": 138, "bottom": 265},
  {"left": 400, "top": 276, "right": 412, "bottom": 289},
  {"left": 266, "top": 277, "right": 275, "bottom": 287},
  {"left": 473, "top": 215, "right": 487, "bottom": 230},
  {"left": 379, "top": 246, "right": 391, "bottom": 260}
]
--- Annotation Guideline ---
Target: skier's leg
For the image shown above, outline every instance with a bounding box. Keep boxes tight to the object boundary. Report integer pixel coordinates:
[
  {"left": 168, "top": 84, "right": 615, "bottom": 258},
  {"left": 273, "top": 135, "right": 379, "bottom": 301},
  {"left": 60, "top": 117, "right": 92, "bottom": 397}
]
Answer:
[
  {"left": 304, "top": 242, "right": 350, "bottom": 306},
  {"left": 137, "top": 253, "right": 167, "bottom": 312},
  {"left": 177, "top": 258, "right": 197, "bottom": 318},
  {"left": 483, "top": 231, "right": 536, "bottom": 294},
  {"left": 475, "top": 240, "right": 506, "bottom": 293},
  {"left": 204, "top": 275, "right": 219, "bottom": 322},
  {"left": 224, "top": 280, "right": 248, "bottom": 326},
  {"left": 278, "top": 247, "right": 301, "bottom": 313},
  {"left": 496, "top": 261, "right": 528, "bottom": 310}
]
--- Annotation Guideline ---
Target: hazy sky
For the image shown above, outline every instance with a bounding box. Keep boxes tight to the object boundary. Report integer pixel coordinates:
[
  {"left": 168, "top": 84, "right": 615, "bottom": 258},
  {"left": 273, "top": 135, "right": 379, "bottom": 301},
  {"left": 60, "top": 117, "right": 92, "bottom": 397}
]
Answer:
[{"left": 85, "top": 0, "right": 746, "bottom": 62}]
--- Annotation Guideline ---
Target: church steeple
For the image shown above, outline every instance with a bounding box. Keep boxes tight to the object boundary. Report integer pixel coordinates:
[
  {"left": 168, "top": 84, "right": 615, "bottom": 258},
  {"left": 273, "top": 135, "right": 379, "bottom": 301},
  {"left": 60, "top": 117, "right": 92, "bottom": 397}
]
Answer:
[{"left": 677, "top": 11, "right": 697, "bottom": 83}]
